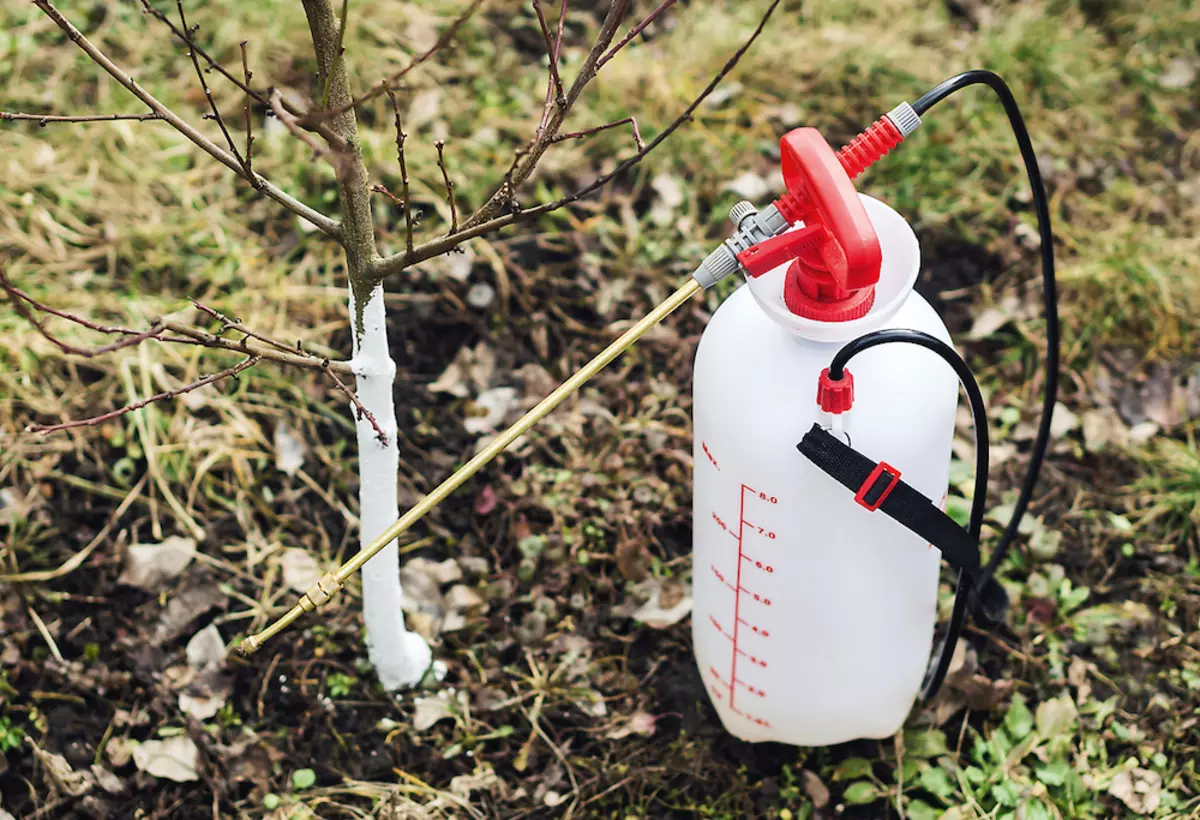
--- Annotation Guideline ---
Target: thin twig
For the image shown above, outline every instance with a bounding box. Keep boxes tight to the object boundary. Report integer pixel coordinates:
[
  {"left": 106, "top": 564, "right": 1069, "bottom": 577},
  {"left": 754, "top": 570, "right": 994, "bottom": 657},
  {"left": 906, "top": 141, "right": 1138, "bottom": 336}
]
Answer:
[
  {"left": 1, "top": 111, "right": 164, "bottom": 124},
  {"left": 320, "top": 0, "right": 350, "bottom": 109},
  {"left": 240, "top": 41, "right": 254, "bottom": 179},
  {"left": 140, "top": 0, "right": 268, "bottom": 104},
  {"left": 596, "top": 0, "right": 677, "bottom": 69},
  {"left": 162, "top": 322, "right": 353, "bottom": 373},
  {"left": 1, "top": 271, "right": 167, "bottom": 357},
  {"left": 269, "top": 88, "right": 333, "bottom": 162},
  {"left": 324, "top": 365, "right": 387, "bottom": 444},
  {"left": 27, "top": 357, "right": 261, "bottom": 434},
  {"left": 188, "top": 301, "right": 387, "bottom": 442},
  {"left": 140, "top": 0, "right": 349, "bottom": 152},
  {"left": 372, "top": 0, "right": 781, "bottom": 279},
  {"left": 459, "top": 0, "right": 630, "bottom": 232},
  {"left": 551, "top": 116, "right": 644, "bottom": 150},
  {"left": 435, "top": 140, "right": 459, "bottom": 233},
  {"left": 297, "top": 0, "right": 484, "bottom": 126},
  {"left": 35, "top": 0, "right": 339, "bottom": 237},
  {"left": 175, "top": 0, "right": 253, "bottom": 182},
  {"left": 531, "top": 0, "right": 565, "bottom": 101},
  {"left": 385, "top": 90, "right": 415, "bottom": 255}
]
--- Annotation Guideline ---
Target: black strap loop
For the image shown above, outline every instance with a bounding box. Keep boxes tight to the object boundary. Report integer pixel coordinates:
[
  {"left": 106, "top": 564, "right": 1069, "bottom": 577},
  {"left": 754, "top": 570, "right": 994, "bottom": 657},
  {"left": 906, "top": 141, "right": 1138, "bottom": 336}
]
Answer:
[
  {"left": 796, "top": 425, "right": 980, "bottom": 578},
  {"left": 795, "top": 423, "right": 978, "bottom": 700}
]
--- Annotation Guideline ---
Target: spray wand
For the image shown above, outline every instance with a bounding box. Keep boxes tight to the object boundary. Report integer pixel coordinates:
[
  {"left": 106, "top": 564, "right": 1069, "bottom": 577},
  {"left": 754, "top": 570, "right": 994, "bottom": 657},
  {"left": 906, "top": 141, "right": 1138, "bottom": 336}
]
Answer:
[{"left": 241, "top": 71, "right": 1056, "bottom": 666}]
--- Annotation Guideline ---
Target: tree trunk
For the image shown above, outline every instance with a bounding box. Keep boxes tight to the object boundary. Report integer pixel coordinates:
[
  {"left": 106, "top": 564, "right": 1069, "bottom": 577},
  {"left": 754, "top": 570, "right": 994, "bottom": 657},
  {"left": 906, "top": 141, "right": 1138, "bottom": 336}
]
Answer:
[
  {"left": 303, "top": 0, "right": 430, "bottom": 690},
  {"left": 349, "top": 280, "right": 431, "bottom": 689}
]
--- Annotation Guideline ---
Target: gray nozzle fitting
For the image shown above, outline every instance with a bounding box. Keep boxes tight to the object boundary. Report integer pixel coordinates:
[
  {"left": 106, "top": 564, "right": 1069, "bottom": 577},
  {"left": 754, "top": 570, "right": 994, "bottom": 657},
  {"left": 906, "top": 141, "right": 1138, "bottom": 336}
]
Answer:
[{"left": 692, "top": 202, "right": 790, "bottom": 290}]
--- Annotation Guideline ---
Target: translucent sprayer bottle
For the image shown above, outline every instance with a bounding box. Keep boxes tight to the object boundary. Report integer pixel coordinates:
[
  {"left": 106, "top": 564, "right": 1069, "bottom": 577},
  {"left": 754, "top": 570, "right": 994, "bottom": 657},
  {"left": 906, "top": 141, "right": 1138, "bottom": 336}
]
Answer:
[{"left": 690, "top": 120, "right": 960, "bottom": 745}]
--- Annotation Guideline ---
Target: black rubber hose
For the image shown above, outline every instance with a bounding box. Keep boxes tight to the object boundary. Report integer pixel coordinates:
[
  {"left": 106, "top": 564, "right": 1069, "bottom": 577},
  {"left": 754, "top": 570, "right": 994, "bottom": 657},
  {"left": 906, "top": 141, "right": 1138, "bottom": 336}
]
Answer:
[
  {"left": 912, "top": 70, "right": 1060, "bottom": 624},
  {"left": 826, "top": 329, "right": 988, "bottom": 699}
]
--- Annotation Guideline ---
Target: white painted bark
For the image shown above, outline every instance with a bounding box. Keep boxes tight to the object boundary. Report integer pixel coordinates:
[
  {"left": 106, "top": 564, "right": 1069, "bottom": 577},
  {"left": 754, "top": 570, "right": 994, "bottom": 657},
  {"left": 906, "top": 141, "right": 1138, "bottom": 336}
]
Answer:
[{"left": 349, "top": 282, "right": 431, "bottom": 690}]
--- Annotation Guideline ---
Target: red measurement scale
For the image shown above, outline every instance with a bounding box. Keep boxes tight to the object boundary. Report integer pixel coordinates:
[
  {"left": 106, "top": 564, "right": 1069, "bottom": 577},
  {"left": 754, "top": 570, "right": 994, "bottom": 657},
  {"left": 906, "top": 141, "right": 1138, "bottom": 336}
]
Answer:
[{"left": 700, "top": 439, "right": 778, "bottom": 729}]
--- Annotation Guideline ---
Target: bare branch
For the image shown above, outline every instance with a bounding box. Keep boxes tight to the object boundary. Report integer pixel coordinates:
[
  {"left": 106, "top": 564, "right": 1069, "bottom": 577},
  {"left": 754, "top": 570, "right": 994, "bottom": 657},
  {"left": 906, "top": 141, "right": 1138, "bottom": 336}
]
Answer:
[
  {"left": 435, "top": 140, "right": 459, "bottom": 233},
  {"left": 596, "top": 0, "right": 677, "bottom": 70},
  {"left": 2, "top": 266, "right": 354, "bottom": 375},
  {"left": 1, "top": 111, "right": 164, "bottom": 124},
  {"left": 189, "top": 301, "right": 387, "bottom": 442},
  {"left": 27, "top": 356, "right": 261, "bottom": 435},
  {"left": 35, "top": 0, "right": 340, "bottom": 238},
  {"left": 240, "top": 41, "right": 254, "bottom": 179},
  {"left": 140, "top": 0, "right": 269, "bottom": 105},
  {"left": 269, "top": 89, "right": 332, "bottom": 161},
  {"left": 552, "top": 116, "right": 644, "bottom": 150},
  {"left": 175, "top": 0, "right": 252, "bottom": 182},
  {"left": 532, "top": 0, "right": 565, "bottom": 103},
  {"left": 140, "top": 1, "right": 350, "bottom": 153},
  {"left": 373, "top": 0, "right": 782, "bottom": 279},
  {"left": 459, "top": 0, "right": 631, "bottom": 231},
  {"left": 385, "top": 89, "right": 415, "bottom": 256},
  {"left": 325, "top": 364, "right": 388, "bottom": 444},
  {"left": 297, "top": 0, "right": 485, "bottom": 127}
]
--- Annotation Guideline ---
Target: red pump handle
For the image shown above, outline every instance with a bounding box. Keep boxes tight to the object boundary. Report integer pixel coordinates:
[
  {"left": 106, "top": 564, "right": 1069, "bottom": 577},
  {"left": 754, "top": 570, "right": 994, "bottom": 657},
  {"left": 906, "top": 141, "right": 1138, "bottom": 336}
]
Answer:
[{"left": 776, "top": 128, "right": 882, "bottom": 295}]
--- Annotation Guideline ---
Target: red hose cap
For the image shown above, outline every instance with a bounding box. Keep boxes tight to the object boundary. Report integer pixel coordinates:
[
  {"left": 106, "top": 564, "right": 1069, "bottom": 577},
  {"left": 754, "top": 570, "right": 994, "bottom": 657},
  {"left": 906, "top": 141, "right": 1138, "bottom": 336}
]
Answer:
[{"left": 817, "top": 367, "right": 855, "bottom": 414}]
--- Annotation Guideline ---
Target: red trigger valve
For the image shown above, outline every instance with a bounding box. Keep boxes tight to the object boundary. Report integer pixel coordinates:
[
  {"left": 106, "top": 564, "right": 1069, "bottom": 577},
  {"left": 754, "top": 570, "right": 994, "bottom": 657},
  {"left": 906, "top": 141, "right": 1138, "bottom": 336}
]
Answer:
[{"left": 735, "top": 115, "right": 906, "bottom": 322}]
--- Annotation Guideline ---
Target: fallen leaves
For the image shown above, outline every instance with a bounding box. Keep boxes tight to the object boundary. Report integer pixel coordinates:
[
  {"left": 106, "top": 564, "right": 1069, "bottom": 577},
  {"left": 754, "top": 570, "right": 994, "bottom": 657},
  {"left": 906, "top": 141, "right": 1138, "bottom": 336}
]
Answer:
[
  {"left": 175, "top": 624, "right": 231, "bottom": 720},
  {"left": 630, "top": 578, "right": 692, "bottom": 629},
  {"left": 273, "top": 421, "right": 307, "bottom": 476},
  {"left": 278, "top": 547, "right": 323, "bottom": 593},
  {"left": 412, "top": 689, "right": 466, "bottom": 731},
  {"left": 1109, "top": 768, "right": 1162, "bottom": 815},
  {"left": 117, "top": 536, "right": 196, "bottom": 591},
  {"left": 132, "top": 736, "right": 200, "bottom": 783}
]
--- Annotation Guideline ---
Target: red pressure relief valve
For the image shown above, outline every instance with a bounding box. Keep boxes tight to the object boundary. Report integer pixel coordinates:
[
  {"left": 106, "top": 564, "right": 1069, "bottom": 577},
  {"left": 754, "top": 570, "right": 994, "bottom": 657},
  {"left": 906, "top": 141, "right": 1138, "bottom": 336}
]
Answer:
[{"left": 735, "top": 106, "right": 919, "bottom": 322}]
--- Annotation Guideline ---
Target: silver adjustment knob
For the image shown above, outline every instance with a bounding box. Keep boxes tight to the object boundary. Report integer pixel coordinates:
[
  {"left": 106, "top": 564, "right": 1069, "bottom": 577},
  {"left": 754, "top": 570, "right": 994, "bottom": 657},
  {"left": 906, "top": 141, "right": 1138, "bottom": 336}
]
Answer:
[{"left": 728, "top": 200, "right": 758, "bottom": 228}]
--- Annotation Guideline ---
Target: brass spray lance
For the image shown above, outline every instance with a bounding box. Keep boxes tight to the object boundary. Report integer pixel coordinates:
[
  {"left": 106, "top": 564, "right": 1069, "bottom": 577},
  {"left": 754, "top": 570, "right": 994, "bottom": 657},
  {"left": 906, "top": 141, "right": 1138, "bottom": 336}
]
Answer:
[{"left": 238, "top": 107, "right": 918, "bottom": 655}]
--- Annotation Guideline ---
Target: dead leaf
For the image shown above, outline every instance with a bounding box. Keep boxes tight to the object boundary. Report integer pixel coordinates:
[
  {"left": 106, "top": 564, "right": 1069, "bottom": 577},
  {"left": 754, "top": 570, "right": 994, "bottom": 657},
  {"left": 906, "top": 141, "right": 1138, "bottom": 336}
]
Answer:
[
  {"left": 632, "top": 580, "right": 692, "bottom": 629},
  {"left": 279, "top": 548, "right": 322, "bottom": 594},
  {"left": 90, "top": 765, "right": 124, "bottom": 795},
  {"left": 407, "top": 88, "right": 441, "bottom": 129},
  {"left": 106, "top": 737, "right": 135, "bottom": 768},
  {"left": 464, "top": 387, "right": 519, "bottom": 434},
  {"left": 650, "top": 173, "right": 684, "bottom": 226},
  {"left": 724, "top": 171, "right": 771, "bottom": 201},
  {"left": 449, "top": 763, "right": 502, "bottom": 799},
  {"left": 273, "top": 422, "right": 307, "bottom": 477},
  {"left": 475, "top": 486, "right": 497, "bottom": 515},
  {"left": 118, "top": 536, "right": 196, "bottom": 591},
  {"left": 185, "top": 624, "right": 225, "bottom": 670},
  {"left": 179, "top": 691, "right": 226, "bottom": 721},
  {"left": 1050, "top": 402, "right": 1079, "bottom": 438},
  {"left": 1068, "top": 656, "right": 1092, "bottom": 703},
  {"left": 151, "top": 582, "right": 224, "bottom": 644},
  {"left": 801, "top": 770, "right": 830, "bottom": 809},
  {"left": 1035, "top": 695, "right": 1077, "bottom": 738},
  {"left": 604, "top": 711, "right": 658, "bottom": 739},
  {"left": 1109, "top": 768, "right": 1161, "bottom": 815},
  {"left": 132, "top": 736, "right": 200, "bottom": 783},
  {"left": 1081, "top": 408, "right": 1129, "bottom": 452},
  {"left": 967, "top": 302, "right": 1013, "bottom": 340},
  {"left": 428, "top": 343, "right": 495, "bottom": 398},
  {"left": 0, "top": 486, "right": 36, "bottom": 526},
  {"left": 412, "top": 689, "right": 465, "bottom": 731},
  {"left": 31, "top": 743, "right": 93, "bottom": 797},
  {"left": 1159, "top": 58, "right": 1197, "bottom": 89}
]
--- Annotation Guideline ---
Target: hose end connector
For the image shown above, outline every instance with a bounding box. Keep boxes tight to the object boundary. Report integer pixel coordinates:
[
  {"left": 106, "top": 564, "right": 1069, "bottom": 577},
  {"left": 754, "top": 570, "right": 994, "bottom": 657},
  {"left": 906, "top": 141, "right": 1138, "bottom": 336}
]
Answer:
[{"left": 817, "top": 367, "right": 855, "bottom": 414}]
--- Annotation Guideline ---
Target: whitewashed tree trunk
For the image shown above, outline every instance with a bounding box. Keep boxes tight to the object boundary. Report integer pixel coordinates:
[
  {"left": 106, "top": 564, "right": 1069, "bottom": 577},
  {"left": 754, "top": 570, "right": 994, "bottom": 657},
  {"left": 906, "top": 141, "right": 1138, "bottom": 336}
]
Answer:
[{"left": 349, "top": 282, "right": 431, "bottom": 689}]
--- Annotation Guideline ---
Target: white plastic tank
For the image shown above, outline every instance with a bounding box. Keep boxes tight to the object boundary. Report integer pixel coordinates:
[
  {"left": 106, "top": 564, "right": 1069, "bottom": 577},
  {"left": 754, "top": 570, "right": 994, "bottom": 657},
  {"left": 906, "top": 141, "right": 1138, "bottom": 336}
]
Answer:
[{"left": 691, "top": 194, "right": 958, "bottom": 745}]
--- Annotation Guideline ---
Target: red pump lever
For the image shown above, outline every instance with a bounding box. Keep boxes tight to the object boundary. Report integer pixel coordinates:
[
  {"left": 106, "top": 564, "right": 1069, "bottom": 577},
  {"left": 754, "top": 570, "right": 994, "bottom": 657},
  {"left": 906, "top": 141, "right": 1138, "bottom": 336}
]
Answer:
[{"left": 736, "top": 115, "right": 906, "bottom": 322}]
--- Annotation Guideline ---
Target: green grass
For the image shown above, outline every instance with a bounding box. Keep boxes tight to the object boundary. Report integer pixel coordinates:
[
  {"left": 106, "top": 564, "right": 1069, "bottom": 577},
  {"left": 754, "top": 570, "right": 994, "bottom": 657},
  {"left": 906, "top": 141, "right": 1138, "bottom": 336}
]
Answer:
[{"left": 1, "top": 0, "right": 1199, "bottom": 817}]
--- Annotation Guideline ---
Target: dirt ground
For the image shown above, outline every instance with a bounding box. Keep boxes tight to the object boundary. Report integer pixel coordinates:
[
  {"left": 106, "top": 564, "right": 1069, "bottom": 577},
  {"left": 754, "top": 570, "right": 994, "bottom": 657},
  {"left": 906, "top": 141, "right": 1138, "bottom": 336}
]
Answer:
[{"left": 2, "top": 0, "right": 1199, "bottom": 817}]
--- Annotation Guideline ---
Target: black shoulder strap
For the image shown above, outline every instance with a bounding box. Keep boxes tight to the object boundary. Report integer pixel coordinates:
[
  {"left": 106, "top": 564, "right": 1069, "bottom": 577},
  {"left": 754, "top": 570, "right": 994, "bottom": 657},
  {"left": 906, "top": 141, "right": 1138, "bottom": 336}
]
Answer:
[{"left": 795, "top": 423, "right": 978, "bottom": 700}]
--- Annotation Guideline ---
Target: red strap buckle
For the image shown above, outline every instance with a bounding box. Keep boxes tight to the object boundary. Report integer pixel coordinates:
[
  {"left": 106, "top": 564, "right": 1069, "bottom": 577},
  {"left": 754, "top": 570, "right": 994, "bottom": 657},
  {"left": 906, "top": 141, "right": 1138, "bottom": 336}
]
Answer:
[{"left": 855, "top": 461, "right": 901, "bottom": 511}]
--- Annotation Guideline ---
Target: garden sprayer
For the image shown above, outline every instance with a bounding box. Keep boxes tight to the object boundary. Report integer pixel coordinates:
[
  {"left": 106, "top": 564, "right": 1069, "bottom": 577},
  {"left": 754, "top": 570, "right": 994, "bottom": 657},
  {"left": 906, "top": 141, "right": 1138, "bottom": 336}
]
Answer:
[{"left": 242, "top": 70, "right": 1059, "bottom": 748}]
